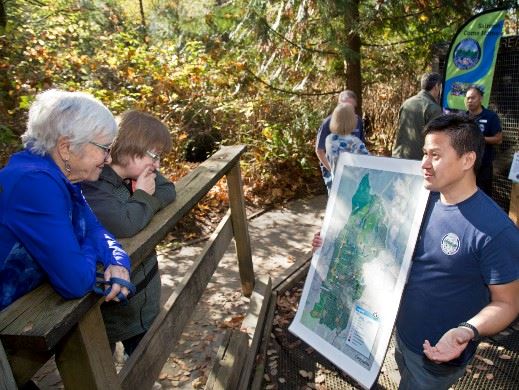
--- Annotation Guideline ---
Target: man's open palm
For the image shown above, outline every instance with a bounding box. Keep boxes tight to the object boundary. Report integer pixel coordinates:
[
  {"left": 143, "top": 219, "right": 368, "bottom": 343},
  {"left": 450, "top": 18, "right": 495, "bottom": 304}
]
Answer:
[{"left": 423, "top": 327, "right": 473, "bottom": 363}]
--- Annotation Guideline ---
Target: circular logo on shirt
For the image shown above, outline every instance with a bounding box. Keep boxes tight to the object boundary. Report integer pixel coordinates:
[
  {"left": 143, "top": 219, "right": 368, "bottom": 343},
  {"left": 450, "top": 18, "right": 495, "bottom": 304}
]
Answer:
[{"left": 441, "top": 233, "right": 460, "bottom": 256}]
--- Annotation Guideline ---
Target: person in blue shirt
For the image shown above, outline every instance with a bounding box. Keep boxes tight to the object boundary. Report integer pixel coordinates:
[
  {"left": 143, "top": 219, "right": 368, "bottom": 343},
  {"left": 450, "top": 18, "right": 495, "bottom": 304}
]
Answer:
[
  {"left": 396, "top": 113, "right": 519, "bottom": 389},
  {"left": 465, "top": 85, "right": 502, "bottom": 197},
  {"left": 315, "top": 90, "right": 365, "bottom": 192},
  {"left": 0, "top": 89, "right": 132, "bottom": 310},
  {"left": 313, "top": 114, "right": 519, "bottom": 389}
]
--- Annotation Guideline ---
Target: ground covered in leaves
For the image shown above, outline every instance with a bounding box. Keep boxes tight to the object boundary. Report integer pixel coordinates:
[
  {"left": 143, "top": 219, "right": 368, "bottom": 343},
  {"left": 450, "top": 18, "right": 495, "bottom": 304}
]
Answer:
[
  {"left": 261, "top": 280, "right": 377, "bottom": 390},
  {"left": 260, "top": 279, "right": 519, "bottom": 390}
]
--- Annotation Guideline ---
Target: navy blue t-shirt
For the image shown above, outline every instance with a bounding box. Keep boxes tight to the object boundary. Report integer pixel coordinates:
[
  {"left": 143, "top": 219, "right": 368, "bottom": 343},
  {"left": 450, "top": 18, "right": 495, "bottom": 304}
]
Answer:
[
  {"left": 467, "top": 107, "right": 502, "bottom": 168},
  {"left": 397, "top": 190, "right": 519, "bottom": 365}
]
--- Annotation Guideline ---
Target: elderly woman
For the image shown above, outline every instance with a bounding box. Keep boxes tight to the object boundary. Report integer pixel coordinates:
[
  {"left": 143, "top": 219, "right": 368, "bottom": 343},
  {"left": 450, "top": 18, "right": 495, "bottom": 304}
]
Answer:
[
  {"left": 82, "top": 110, "right": 175, "bottom": 356},
  {"left": 0, "top": 89, "right": 132, "bottom": 310}
]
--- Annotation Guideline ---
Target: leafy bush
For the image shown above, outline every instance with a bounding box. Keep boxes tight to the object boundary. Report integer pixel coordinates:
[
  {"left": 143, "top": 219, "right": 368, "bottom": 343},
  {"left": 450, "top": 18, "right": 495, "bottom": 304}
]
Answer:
[{"left": 2, "top": 0, "right": 474, "bottom": 205}]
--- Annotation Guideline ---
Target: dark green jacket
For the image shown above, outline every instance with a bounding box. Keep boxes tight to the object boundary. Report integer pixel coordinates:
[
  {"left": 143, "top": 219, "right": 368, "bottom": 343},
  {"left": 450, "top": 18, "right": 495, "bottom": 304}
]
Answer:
[
  {"left": 392, "top": 90, "right": 443, "bottom": 160},
  {"left": 82, "top": 166, "right": 176, "bottom": 342}
]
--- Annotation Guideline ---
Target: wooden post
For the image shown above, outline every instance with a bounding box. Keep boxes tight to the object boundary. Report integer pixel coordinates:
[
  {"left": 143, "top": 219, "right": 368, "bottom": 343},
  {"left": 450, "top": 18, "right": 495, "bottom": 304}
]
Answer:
[
  {"left": 55, "top": 304, "right": 120, "bottom": 390},
  {"left": 226, "top": 162, "right": 255, "bottom": 297},
  {"left": 509, "top": 183, "right": 519, "bottom": 226},
  {"left": 250, "top": 291, "right": 277, "bottom": 390},
  {"left": 1, "top": 349, "right": 51, "bottom": 387},
  {"left": 206, "top": 330, "right": 248, "bottom": 390},
  {"left": 0, "top": 341, "right": 16, "bottom": 390},
  {"left": 237, "top": 276, "right": 272, "bottom": 389}
]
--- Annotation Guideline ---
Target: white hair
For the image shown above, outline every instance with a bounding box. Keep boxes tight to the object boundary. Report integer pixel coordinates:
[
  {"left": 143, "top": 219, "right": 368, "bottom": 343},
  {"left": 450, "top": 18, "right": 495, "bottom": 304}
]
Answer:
[
  {"left": 22, "top": 89, "right": 117, "bottom": 155},
  {"left": 338, "top": 90, "right": 357, "bottom": 104}
]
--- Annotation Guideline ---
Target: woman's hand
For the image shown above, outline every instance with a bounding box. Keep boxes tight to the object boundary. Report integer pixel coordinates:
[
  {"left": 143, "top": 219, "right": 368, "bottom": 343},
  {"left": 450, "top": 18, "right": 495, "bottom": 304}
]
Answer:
[
  {"left": 104, "top": 265, "right": 131, "bottom": 302},
  {"left": 312, "top": 231, "right": 323, "bottom": 253}
]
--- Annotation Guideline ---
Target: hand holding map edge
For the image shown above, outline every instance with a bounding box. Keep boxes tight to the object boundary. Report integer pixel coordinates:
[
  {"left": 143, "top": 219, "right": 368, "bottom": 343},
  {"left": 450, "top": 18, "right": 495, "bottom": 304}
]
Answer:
[{"left": 311, "top": 231, "right": 323, "bottom": 253}]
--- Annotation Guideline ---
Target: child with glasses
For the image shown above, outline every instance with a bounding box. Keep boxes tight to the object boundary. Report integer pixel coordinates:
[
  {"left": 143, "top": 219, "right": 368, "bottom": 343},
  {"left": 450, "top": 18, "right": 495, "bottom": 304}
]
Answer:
[{"left": 82, "top": 110, "right": 176, "bottom": 357}]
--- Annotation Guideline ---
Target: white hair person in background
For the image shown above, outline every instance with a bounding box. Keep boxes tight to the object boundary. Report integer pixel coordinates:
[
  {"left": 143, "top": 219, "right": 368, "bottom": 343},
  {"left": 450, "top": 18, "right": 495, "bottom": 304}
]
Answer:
[{"left": 0, "top": 89, "right": 132, "bottom": 311}]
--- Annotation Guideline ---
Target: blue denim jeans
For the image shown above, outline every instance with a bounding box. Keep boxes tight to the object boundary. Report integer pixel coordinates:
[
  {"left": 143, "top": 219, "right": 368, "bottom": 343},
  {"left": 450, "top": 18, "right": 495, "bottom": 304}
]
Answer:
[{"left": 395, "top": 333, "right": 467, "bottom": 390}]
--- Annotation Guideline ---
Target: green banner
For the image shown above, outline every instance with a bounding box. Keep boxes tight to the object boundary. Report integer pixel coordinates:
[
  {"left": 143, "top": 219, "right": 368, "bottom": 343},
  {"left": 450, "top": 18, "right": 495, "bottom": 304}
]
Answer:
[{"left": 442, "top": 9, "right": 506, "bottom": 111}]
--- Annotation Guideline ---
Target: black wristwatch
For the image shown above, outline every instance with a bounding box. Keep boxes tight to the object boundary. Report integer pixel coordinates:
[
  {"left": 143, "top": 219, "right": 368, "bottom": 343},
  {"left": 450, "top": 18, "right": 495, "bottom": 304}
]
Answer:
[{"left": 458, "top": 322, "right": 480, "bottom": 341}]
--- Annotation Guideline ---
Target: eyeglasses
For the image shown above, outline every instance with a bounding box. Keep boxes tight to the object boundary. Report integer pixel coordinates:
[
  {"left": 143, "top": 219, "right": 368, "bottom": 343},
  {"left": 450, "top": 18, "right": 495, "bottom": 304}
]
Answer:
[
  {"left": 89, "top": 141, "right": 112, "bottom": 156},
  {"left": 146, "top": 150, "right": 161, "bottom": 162}
]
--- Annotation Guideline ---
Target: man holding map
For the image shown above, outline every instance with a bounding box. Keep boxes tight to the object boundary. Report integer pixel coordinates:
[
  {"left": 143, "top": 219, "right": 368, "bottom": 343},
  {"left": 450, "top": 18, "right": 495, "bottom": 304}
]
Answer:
[
  {"left": 310, "top": 114, "right": 519, "bottom": 389},
  {"left": 395, "top": 114, "right": 519, "bottom": 389}
]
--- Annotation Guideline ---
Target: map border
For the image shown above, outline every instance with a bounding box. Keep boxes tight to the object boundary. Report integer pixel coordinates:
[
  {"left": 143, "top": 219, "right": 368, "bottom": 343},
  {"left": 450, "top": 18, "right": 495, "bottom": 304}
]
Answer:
[{"left": 289, "top": 154, "right": 430, "bottom": 389}]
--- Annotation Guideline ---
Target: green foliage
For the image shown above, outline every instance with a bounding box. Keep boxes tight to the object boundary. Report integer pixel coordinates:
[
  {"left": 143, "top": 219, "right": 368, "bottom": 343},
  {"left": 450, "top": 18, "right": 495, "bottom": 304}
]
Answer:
[
  {"left": 0, "top": 124, "right": 21, "bottom": 167},
  {"left": 1, "top": 0, "right": 517, "bottom": 205},
  {"left": 0, "top": 124, "right": 16, "bottom": 143}
]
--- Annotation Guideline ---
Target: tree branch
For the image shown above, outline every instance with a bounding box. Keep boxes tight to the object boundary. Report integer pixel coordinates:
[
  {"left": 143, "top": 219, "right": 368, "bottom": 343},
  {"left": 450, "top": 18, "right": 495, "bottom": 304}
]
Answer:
[
  {"left": 363, "top": 29, "right": 446, "bottom": 47},
  {"left": 22, "top": 0, "right": 47, "bottom": 6},
  {"left": 252, "top": 10, "right": 338, "bottom": 56},
  {"left": 245, "top": 66, "right": 341, "bottom": 96},
  {"left": 373, "top": 5, "right": 443, "bottom": 22}
]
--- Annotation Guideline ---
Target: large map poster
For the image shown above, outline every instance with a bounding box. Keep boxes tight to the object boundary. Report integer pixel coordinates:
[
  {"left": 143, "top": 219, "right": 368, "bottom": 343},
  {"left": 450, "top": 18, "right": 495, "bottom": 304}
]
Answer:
[{"left": 289, "top": 154, "right": 429, "bottom": 389}]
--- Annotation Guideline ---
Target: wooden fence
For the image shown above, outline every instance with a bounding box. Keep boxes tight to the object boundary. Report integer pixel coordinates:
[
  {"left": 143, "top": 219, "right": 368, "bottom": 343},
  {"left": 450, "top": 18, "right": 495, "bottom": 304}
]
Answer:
[{"left": 0, "top": 145, "right": 254, "bottom": 389}]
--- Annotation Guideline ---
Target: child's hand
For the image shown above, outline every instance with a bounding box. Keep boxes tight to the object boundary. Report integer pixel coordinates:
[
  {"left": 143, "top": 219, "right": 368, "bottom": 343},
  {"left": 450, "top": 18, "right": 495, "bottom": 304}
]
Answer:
[
  {"left": 312, "top": 231, "right": 323, "bottom": 253},
  {"left": 135, "top": 168, "right": 157, "bottom": 195}
]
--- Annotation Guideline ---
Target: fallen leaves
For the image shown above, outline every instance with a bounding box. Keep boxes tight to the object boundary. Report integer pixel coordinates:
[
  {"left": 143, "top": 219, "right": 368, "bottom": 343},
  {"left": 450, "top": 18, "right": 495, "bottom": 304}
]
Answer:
[
  {"left": 191, "top": 377, "right": 206, "bottom": 388},
  {"left": 22, "top": 322, "right": 34, "bottom": 332},
  {"left": 315, "top": 374, "right": 326, "bottom": 383},
  {"left": 172, "top": 357, "right": 190, "bottom": 372},
  {"left": 467, "top": 350, "right": 517, "bottom": 383},
  {"left": 158, "top": 372, "right": 168, "bottom": 380},
  {"left": 287, "top": 340, "right": 302, "bottom": 349},
  {"left": 299, "top": 369, "right": 312, "bottom": 378},
  {"left": 220, "top": 314, "right": 245, "bottom": 329},
  {"left": 475, "top": 354, "right": 494, "bottom": 366}
]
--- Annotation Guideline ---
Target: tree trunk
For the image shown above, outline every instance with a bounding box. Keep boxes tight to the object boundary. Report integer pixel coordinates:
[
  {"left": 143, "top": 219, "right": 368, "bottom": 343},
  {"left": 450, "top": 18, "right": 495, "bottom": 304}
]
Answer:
[
  {"left": 0, "top": 0, "right": 6, "bottom": 32},
  {"left": 138, "top": 0, "right": 146, "bottom": 38},
  {"left": 343, "top": 0, "right": 362, "bottom": 113}
]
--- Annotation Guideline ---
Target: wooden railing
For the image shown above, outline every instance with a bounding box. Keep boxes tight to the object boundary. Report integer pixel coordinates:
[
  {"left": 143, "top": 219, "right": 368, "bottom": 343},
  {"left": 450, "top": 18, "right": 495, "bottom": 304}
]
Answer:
[{"left": 0, "top": 145, "right": 254, "bottom": 389}]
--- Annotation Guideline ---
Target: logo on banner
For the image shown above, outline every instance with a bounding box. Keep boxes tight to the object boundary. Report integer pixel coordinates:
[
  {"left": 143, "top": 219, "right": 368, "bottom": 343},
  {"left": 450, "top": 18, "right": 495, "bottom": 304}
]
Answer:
[{"left": 453, "top": 38, "right": 481, "bottom": 70}]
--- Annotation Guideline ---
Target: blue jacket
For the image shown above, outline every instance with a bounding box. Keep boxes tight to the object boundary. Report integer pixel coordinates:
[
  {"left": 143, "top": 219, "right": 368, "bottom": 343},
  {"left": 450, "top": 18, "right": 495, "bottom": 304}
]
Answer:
[{"left": 0, "top": 150, "right": 131, "bottom": 310}]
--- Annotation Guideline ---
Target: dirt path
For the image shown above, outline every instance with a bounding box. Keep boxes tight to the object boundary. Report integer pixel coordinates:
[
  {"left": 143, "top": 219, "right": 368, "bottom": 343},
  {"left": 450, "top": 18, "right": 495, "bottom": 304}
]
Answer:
[{"left": 154, "top": 195, "right": 327, "bottom": 389}]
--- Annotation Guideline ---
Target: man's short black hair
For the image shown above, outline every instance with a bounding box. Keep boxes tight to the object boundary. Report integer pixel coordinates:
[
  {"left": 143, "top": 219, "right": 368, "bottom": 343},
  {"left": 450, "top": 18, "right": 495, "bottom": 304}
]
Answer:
[
  {"left": 423, "top": 113, "right": 485, "bottom": 173},
  {"left": 466, "top": 84, "right": 484, "bottom": 96},
  {"left": 421, "top": 72, "right": 442, "bottom": 91}
]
